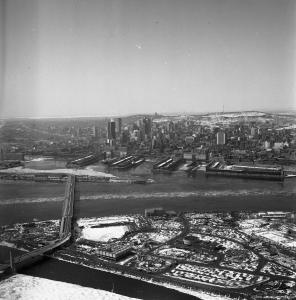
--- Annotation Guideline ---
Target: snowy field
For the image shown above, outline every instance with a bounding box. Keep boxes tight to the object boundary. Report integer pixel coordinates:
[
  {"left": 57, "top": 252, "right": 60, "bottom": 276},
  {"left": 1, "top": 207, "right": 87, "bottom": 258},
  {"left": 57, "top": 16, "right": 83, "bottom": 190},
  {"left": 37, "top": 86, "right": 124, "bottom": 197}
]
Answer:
[
  {"left": 0, "top": 274, "right": 138, "bottom": 300},
  {"left": 256, "top": 231, "right": 296, "bottom": 248},
  {"left": 0, "top": 166, "right": 115, "bottom": 178},
  {"left": 77, "top": 216, "right": 133, "bottom": 227},
  {"left": 238, "top": 219, "right": 267, "bottom": 229},
  {"left": 239, "top": 219, "right": 296, "bottom": 249},
  {"left": 29, "top": 157, "right": 54, "bottom": 162},
  {"left": 0, "top": 274, "right": 234, "bottom": 300},
  {"left": 81, "top": 225, "right": 129, "bottom": 242}
]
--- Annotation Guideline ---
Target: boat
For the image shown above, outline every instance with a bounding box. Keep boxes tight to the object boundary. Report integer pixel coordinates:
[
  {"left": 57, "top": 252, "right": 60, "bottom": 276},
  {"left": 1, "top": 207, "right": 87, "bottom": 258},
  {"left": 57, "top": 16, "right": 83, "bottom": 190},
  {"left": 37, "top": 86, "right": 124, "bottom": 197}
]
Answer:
[
  {"left": 152, "top": 157, "right": 185, "bottom": 173},
  {"left": 112, "top": 156, "right": 145, "bottom": 170},
  {"left": 131, "top": 157, "right": 145, "bottom": 167},
  {"left": 205, "top": 161, "right": 285, "bottom": 181},
  {"left": 153, "top": 157, "right": 172, "bottom": 169},
  {"left": 66, "top": 154, "right": 99, "bottom": 168}
]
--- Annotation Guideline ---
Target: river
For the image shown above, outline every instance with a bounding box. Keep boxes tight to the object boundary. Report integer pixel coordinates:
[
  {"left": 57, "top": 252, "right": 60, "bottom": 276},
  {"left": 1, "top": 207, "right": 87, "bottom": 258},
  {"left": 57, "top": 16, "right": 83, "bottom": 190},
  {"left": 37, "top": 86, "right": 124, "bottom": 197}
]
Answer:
[
  {"left": 1, "top": 157, "right": 296, "bottom": 299},
  {"left": 1, "top": 166, "right": 295, "bottom": 226}
]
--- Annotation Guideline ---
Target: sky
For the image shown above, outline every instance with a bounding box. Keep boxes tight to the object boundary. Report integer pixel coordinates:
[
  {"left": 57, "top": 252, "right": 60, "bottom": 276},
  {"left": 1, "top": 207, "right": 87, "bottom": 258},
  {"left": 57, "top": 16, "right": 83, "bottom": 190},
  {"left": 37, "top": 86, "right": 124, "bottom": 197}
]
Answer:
[{"left": 0, "top": 0, "right": 295, "bottom": 118}]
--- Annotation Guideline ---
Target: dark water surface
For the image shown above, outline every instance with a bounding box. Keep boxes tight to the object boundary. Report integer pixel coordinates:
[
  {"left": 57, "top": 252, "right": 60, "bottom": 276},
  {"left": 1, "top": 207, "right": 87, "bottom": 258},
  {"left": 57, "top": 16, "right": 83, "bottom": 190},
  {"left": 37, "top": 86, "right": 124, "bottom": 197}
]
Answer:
[
  {"left": 0, "top": 169, "right": 296, "bottom": 226},
  {"left": 1, "top": 160, "right": 296, "bottom": 299}
]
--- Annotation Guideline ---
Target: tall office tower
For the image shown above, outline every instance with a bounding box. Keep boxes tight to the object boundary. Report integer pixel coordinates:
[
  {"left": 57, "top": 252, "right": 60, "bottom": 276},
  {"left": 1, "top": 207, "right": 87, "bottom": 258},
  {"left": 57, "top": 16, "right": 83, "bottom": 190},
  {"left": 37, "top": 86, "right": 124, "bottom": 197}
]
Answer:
[
  {"left": 91, "top": 126, "right": 98, "bottom": 138},
  {"left": 250, "top": 127, "right": 257, "bottom": 137},
  {"left": 216, "top": 130, "right": 226, "bottom": 145},
  {"left": 107, "top": 119, "right": 116, "bottom": 141},
  {"left": 117, "top": 118, "right": 122, "bottom": 135},
  {"left": 151, "top": 136, "right": 157, "bottom": 149},
  {"left": 264, "top": 141, "right": 271, "bottom": 150},
  {"left": 136, "top": 119, "right": 143, "bottom": 128},
  {"left": 143, "top": 117, "right": 152, "bottom": 136},
  {"left": 121, "top": 127, "right": 130, "bottom": 145},
  {"left": 0, "top": 146, "right": 4, "bottom": 161}
]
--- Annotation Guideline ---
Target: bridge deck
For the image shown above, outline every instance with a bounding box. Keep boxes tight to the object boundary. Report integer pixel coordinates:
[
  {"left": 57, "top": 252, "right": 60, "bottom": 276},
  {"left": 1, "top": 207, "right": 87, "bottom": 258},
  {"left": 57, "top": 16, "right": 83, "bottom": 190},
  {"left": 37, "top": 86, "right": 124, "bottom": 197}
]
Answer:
[{"left": 0, "top": 175, "right": 77, "bottom": 275}]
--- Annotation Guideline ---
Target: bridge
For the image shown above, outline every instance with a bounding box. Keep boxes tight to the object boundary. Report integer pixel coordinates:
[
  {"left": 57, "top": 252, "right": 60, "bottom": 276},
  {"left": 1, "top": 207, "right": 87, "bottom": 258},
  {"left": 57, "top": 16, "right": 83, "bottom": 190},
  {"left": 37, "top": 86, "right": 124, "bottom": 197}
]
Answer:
[{"left": 0, "top": 175, "right": 78, "bottom": 275}]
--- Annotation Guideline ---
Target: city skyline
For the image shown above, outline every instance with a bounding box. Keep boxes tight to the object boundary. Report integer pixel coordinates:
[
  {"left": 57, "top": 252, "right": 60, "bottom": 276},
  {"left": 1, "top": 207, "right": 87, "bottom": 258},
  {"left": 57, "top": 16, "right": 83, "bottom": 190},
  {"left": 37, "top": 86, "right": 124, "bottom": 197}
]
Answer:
[{"left": 0, "top": 0, "right": 295, "bottom": 118}]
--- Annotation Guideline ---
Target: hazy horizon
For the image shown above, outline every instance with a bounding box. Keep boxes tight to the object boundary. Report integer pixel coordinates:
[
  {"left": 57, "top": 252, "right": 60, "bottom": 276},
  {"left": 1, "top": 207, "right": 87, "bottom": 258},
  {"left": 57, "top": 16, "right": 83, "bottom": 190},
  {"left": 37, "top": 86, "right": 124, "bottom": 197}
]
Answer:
[
  {"left": 1, "top": 108, "right": 296, "bottom": 121},
  {"left": 0, "top": 0, "right": 295, "bottom": 119}
]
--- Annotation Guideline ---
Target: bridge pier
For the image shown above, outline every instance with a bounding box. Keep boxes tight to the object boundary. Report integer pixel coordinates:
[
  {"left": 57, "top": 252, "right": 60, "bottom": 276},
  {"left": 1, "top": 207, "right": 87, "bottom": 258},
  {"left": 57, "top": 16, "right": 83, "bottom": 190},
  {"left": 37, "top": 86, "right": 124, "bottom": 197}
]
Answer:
[{"left": 9, "top": 251, "right": 15, "bottom": 274}]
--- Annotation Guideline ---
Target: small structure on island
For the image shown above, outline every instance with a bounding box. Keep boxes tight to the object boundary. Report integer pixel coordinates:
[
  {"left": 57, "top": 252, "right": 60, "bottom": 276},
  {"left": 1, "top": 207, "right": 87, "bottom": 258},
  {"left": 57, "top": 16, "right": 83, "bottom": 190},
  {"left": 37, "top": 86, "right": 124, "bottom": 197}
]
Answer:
[
  {"left": 183, "top": 237, "right": 192, "bottom": 246},
  {"left": 145, "top": 207, "right": 165, "bottom": 217},
  {"left": 144, "top": 208, "right": 177, "bottom": 218},
  {"left": 183, "top": 235, "right": 197, "bottom": 246}
]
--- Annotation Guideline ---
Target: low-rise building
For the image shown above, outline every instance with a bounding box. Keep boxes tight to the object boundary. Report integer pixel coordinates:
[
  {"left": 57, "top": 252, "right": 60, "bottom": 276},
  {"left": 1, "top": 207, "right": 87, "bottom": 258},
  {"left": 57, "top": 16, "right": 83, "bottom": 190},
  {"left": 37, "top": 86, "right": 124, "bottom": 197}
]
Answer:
[{"left": 97, "top": 244, "right": 132, "bottom": 260}]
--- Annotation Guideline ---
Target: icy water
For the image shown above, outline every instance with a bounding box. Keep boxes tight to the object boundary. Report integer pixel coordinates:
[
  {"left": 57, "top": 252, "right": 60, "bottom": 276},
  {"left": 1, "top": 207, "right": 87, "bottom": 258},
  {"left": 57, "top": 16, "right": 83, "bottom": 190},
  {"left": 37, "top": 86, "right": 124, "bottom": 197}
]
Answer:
[
  {"left": 1, "top": 159, "right": 296, "bottom": 225},
  {"left": 1, "top": 157, "right": 296, "bottom": 299}
]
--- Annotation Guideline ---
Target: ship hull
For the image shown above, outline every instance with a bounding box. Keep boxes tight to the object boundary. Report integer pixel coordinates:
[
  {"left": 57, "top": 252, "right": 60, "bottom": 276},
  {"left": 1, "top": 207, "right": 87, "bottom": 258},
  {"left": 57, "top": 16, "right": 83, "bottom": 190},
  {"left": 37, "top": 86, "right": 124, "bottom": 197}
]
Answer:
[{"left": 66, "top": 156, "right": 99, "bottom": 168}]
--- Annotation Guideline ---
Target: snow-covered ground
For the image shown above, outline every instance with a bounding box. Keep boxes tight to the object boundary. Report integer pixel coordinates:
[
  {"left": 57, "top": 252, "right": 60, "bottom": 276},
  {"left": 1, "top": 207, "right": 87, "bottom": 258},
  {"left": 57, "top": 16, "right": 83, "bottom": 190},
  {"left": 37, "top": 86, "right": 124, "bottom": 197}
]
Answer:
[
  {"left": 220, "top": 111, "right": 266, "bottom": 118},
  {"left": 157, "top": 281, "right": 236, "bottom": 300},
  {"left": 205, "top": 111, "right": 266, "bottom": 119},
  {"left": 77, "top": 216, "right": 133, "bottom": 227},
  {"left": 0, "top": 241, "right": 28, "bottom": 253},
  {"left": 238, "top": 219, "right": 266, "bottom": 229},
  {"left": 0, "top": 274, "right": 139, "bottom": 300},
  {"left": 256, "top": 232, "right": 287, "bottom": 244},
  {"left": 255, "top": 231, "right": 296, "bottom": 249},
  {"left": 239, "top": 219, "right": 296, "bottom": 249},
  {"left": 0, "top": 166, "right": 115, "bottom": 178},
  {"left": 81, "top": 225, "right": 129, "bottom": 242},
  {"left": 29, "top": 157, "right": 53, "bottom": 162},
  {"left": 0, "top": 241, "right": 17, "bottom": 248}
]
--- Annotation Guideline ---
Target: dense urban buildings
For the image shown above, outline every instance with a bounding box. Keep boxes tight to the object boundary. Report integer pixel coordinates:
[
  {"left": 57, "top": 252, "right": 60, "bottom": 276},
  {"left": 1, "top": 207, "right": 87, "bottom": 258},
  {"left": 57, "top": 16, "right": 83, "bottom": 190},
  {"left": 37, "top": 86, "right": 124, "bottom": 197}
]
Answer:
[
  {"left": 1, "top": 110, "right": 296, "bottom": 299},
  {"left": 1, "top": 111, "right": 296, "bottom": 167}
]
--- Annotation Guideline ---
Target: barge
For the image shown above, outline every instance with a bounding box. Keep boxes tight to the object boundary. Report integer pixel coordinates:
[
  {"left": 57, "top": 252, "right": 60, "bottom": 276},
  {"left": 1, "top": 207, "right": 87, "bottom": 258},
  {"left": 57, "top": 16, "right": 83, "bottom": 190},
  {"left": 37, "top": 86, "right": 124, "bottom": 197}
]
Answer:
[
  {"left": 109, "top": 155, "right": 145, "bottom": 170},
  {"left": 153, "top": 157, "right": 185, "bottom": 173},
  {"left": 66, "top": 154, "right": 99, "bottom": 168}
]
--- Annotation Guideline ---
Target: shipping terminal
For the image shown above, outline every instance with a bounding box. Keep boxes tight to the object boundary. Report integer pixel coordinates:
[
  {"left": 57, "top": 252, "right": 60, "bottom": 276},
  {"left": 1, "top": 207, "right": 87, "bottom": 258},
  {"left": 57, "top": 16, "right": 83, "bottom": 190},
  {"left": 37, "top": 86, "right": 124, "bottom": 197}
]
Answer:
[{"left": 205, "top": 160, "right": 285, "bottom": 181}]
